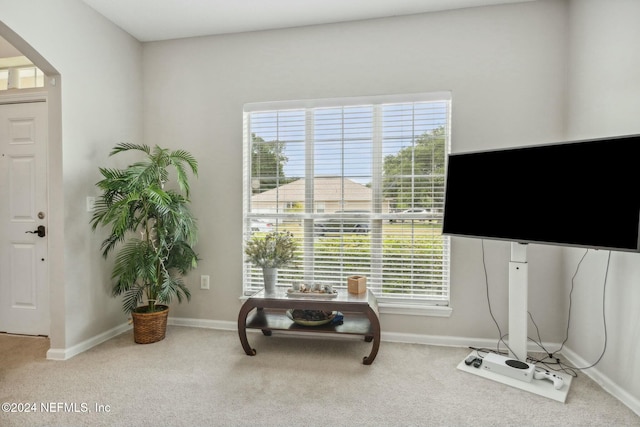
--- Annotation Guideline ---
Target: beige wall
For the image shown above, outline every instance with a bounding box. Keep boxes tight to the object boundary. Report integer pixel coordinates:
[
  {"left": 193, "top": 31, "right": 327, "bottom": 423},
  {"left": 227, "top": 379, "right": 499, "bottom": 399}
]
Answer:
[
  {"left": 564, "top": 0, "right": 640, "bottom": 413},
  {"left": 142, "top": 0, "right": 568, "bottom": 337}
]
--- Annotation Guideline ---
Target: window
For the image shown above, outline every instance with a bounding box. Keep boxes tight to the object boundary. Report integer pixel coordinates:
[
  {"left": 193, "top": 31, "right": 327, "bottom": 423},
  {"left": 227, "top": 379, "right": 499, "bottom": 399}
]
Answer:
[
  {"left": 0, "top": 65, "right": 45, "bottom": 91},
  {"left": 16, "top": 66, "right": 45, "bottom": 89},
  {"left": 0, "top": 69, "right": 8, "bottom": 90},
  {"left": 243, "top": 93, "right": 451, "bottom": 308}
]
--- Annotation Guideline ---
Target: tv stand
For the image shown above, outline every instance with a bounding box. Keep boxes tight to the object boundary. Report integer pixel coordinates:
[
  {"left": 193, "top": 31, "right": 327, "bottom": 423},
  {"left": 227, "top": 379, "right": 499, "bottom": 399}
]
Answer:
[
  {"left": 457, "top": 241, "right": 573, "bottom": 402},
  {"left": 508, "top": 241, "right": 528, "bottom": 361}
]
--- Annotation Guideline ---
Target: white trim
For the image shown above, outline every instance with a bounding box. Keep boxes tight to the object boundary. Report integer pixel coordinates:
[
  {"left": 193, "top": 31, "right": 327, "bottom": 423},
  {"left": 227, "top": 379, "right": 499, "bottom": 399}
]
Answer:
[
  {"left": 243, "top": 94, "right": 451, "bottom": 303},
  {"left": 46, "top": 322, "right": 131, "bottom": 361},
  {"left": 0, "top": 90, "right": 47, "bottom": 105},
  {"left": 380, "top": 332, "right": 561, "bottom": 354},
  {"left": 244, "top": 91, "right": 452, "bottom": 112},
  {"left": 167, "top": 318, "right": 564, "bottom": 355},
  {"left": 169, "top": 315, "right": 545, "bottom": 350},
  {"left": 167, "top": 316, "right": 237, "bottom": 331},
  {"left": 561, "top": 345, "right": 640, "bottom": 417},
  {"left": 379, "top": 302, "right": 452, "bottom": 317}
]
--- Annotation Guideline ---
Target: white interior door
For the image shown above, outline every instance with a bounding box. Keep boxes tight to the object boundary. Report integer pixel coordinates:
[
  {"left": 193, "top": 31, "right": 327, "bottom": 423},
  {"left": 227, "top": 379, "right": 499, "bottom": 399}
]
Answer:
[{"left": 0, "top": 100, "right": 49, "bottom": 336}]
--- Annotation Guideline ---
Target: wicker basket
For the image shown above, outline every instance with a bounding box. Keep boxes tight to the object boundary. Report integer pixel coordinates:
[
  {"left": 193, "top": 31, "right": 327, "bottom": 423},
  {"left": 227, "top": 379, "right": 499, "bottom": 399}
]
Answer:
[{"left": 131, "top": 305, "right": 169, "bottom": 344}]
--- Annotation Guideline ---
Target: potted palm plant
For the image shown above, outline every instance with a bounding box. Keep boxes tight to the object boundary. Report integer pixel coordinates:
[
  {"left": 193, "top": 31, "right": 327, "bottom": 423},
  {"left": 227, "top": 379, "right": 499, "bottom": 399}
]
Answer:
[{"left": 90, "top": 143, "right": 199, "bottom": 344}]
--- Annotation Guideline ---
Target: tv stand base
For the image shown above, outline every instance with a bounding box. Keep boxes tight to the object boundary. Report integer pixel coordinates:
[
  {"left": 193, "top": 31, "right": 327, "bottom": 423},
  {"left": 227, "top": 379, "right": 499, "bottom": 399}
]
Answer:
[{"left": 457, "top": 351, "right": 572, "bottom": 403}]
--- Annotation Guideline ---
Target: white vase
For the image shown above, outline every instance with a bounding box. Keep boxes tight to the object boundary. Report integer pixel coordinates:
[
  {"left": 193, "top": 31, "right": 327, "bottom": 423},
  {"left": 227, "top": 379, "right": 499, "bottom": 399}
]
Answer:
[{"left": 262, "top": 267, "right": 278, "bottom": 294}]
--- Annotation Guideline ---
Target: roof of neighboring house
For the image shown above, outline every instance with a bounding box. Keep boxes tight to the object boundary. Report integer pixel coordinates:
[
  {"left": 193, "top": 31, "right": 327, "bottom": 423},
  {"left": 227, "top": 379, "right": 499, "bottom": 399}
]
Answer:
[{"left": 251, "top": 177, "right": 372, "bottom": 203}]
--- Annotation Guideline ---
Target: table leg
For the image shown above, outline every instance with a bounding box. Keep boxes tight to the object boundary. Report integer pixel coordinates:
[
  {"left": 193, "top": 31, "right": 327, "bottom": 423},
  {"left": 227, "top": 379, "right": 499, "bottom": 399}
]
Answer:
[
  {"left": 363, "top": 307, "right": 381, "bottom": 365},
  {"left": 237, "top": 301, "right": 257, "bottom": 356}
]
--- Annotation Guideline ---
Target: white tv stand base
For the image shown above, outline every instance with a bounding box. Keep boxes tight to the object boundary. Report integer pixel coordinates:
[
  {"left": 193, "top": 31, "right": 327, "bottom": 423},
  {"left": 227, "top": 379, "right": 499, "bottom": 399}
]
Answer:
[{"left": 457, "top": 351, "right": 573, "bottom": 402}]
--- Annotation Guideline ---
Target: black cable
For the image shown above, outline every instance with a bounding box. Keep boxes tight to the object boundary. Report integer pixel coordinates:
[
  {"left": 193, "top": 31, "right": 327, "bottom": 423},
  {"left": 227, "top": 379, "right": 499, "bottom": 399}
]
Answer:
[
  {"left": 556, "top": 248, "right": 590, "bottom": 354},
  {"left": 537, "top": 249, "right": 610, "bottom": 374},
  {"left": 479, "top": 241, "right": 610, "bottom": 373},
  {"left": 527, "top": 311, "right": 553, "bottom": 356},
  {"left": 526, "top": 353, "right": 578, "bottom": 377},
  {"left": 562, "top": 250, "right": 610, "bottom": 370},
  {"left": 481, "top": 239, "right": 516, "bottom": 356},
  {"left": 517, "top": 249, "right": 588, "bottom": 377}
]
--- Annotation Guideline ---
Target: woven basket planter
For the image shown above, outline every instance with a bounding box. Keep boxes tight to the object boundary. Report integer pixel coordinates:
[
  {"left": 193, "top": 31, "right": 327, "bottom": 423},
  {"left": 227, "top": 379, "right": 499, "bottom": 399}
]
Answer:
[{"left": 131, "top": 305, "right": 169, "bottom": 344}]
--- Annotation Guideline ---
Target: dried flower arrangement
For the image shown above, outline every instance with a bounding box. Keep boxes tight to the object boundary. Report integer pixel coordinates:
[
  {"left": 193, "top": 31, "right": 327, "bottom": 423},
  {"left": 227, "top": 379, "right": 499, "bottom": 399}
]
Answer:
[{"left": 244, "top": 231, "right": 298, "bottom": 268}]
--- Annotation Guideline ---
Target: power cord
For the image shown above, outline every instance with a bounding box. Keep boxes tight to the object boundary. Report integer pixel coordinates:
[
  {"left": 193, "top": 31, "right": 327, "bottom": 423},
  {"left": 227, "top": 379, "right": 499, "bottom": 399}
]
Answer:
[
  {"left": 556, "top": 249, "right": 589, "bottom": 354},
  {"left": 552, "top": 250, "right": 610, "bottom": 371},
  {"left": 478, "top": 242, "right": 610, "bottom": 375}
]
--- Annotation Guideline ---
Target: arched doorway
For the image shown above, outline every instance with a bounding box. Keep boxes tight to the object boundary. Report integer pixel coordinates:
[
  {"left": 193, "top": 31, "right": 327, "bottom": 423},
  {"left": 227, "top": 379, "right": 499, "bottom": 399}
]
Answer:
[{"left": 0, "top": 22, "right": 64, "bottom": 352}]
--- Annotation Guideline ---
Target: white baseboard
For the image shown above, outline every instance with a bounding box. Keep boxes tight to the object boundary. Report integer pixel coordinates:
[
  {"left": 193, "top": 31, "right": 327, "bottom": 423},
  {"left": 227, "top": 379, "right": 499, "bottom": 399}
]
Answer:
[
  {"left": 165, "top": 317, "right": 558, "bottom": 353},
  {"left": 380, "top": 331, "right": 559, "bottom": 354},
  {"left": 46, "top": 323, "right": 131, "bottom": 361},
  {"left": 561, "top": 345, "right": 640, "bottom": 417},
  {"left": 168, "top": 316, "right": 236, "bottom": 331}
]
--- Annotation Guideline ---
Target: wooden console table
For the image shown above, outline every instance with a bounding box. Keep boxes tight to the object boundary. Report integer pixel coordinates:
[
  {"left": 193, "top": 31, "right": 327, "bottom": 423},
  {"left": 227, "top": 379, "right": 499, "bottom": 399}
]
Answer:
[{"left": 237, "top": 287, "right": 381, "bottom": 365}]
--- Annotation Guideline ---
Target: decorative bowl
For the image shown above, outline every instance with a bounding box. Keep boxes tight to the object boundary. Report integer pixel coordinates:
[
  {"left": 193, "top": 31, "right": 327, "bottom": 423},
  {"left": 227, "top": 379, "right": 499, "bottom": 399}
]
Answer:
[{"left": 286, "top": 309, "right": 336, "bottom": 326}]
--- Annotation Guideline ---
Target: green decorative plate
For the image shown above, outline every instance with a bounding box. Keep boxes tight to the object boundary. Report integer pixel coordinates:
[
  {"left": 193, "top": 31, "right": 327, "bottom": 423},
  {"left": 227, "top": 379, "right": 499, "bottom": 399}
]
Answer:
[{"left": 286, "top": 309, "right": 336, "bottom": 326}]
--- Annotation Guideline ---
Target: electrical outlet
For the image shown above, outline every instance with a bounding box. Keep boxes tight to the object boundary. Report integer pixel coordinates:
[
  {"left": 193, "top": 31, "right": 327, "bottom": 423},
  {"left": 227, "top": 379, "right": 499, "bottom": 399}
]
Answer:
[
  {"left": 200, "top": 275, "right": 210, "bottom": 290},
  {"left": 86, "top": 196, "right": 96, "bottom": 212}
]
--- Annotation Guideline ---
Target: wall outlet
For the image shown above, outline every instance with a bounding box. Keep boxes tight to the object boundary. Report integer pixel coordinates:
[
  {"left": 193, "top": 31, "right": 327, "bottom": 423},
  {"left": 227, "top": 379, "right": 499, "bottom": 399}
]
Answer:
[
  {"left": 200, "top": 275, "right": 210, "bottom": 290},
  {"left": 86, "top": 196, "right": 96, "bottom": 212}
]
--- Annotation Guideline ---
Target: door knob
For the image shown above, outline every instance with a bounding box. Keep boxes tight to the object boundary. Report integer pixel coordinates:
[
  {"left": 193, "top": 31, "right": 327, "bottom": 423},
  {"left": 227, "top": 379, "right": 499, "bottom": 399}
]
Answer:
[{"left": 25, "top": 225, "right": 46, "bottom": 238}]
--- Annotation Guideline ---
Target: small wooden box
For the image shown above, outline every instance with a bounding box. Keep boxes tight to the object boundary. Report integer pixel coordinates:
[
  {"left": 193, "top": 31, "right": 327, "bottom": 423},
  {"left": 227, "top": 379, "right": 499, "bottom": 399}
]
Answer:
[{"left": 348, "top": 276, "right": 367, "bottom": 294}]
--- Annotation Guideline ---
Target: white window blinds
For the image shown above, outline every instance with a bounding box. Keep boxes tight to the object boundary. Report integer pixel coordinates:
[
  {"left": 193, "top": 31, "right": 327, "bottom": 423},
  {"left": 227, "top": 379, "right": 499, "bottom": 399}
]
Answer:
[{"left": 243, "top": 92, "right": 451, "bottom": 306}]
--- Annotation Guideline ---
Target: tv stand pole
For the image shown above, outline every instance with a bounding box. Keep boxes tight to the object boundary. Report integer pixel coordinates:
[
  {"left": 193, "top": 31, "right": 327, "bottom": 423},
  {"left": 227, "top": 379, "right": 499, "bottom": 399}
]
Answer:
[{"left": 508, "top": 242, "right": 528, "bottom": 361}]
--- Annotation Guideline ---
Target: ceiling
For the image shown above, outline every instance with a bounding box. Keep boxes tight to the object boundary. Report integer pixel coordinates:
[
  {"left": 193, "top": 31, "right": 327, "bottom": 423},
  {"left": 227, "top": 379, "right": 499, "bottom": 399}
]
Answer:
[{"left": 81, "top": 0, "right": 536, "bottom": 42}]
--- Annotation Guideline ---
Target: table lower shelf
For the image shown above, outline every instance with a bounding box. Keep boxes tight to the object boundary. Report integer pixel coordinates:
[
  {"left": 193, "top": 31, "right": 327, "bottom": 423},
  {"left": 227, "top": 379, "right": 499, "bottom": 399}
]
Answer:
[{"left": 246, "top": 308, "right": 374, "bottom": 338}]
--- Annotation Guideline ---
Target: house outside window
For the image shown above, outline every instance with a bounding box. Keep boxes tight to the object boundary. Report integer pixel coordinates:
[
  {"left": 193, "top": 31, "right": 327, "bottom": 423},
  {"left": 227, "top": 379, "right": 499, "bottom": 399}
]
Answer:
[{"left": 243, "top": 92, "right": 451, "bottom": 309}]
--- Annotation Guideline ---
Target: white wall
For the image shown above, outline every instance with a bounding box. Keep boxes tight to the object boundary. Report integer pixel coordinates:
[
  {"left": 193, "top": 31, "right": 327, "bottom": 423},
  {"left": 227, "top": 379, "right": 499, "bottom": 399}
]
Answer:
[
  {"left": 142, "top": 0, "right": 569, "bottom": 341},
  {"left": 564, "top": 0, "right": 640, "bottom": 412},
  {"left": 0, "top": 0, "right": 143, "bottom": 351}
]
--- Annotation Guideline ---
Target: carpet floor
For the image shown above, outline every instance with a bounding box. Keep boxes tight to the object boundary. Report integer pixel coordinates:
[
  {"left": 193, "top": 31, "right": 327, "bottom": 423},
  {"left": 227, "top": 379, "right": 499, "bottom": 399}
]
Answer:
[{"left": 1, "top": 327, "right": 639, "bottom": 426}]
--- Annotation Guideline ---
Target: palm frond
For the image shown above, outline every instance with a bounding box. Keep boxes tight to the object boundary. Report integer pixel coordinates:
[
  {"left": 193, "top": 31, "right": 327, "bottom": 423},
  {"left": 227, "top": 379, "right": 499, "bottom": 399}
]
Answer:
[
  {"left": 122, "top": 286, "right": 145, "bottom": 314},
  {"left": 169, "top": 149, "right": 198, "bottom": 196},
  {"left": 156, "top": 274, "right": 192, "bottom": 306},
  {"left": 110, "top": 143, "right": 151, "bottom": 157}
]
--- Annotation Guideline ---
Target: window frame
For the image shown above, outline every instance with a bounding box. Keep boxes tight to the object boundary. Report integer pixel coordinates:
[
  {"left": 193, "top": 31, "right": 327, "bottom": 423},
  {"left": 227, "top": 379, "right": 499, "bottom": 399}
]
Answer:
[{"left": 243, "top": 92, "right": 452, "bottom": 314}]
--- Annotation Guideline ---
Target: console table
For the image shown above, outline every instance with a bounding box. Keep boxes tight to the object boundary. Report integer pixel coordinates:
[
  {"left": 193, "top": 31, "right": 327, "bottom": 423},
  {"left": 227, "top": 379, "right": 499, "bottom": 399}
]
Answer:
[{"left": 237, "top": 287, "right": 381, "bottom": 365}]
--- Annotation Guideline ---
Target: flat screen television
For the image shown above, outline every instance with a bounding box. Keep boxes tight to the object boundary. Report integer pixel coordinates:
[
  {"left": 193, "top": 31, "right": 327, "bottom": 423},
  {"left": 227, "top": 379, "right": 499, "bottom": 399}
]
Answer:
[{"left": 442, "top": 134, "right": 640, "bottom": 252}]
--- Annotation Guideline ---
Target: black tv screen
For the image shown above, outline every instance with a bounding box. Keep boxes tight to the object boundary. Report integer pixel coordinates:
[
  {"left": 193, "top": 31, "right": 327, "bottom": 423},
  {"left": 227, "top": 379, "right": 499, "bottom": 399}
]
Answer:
[{"left": 442, "top": 134, "right": 640, "bottom": 252}]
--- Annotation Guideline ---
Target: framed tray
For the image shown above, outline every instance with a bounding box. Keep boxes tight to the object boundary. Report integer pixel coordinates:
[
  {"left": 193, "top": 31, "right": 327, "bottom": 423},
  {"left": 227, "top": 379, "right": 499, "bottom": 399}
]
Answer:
[
  {"left": 286, "top": 309, "right": 336, "bottom": 326},
  {"left": 285, "top": 289, "right": 338, "bottom": 298}
]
